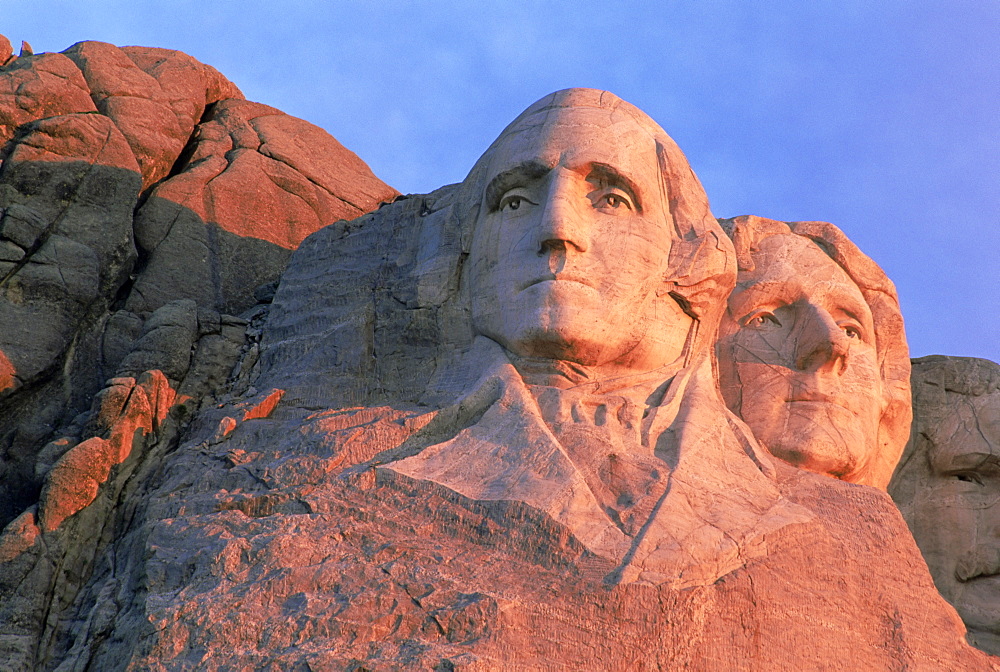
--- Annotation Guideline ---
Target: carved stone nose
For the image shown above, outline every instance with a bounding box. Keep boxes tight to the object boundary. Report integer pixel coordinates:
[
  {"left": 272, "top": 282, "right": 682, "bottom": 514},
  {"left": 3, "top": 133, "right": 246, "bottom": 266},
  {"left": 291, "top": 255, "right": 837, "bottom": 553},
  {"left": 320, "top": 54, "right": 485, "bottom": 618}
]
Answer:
[
  {"left": 536, "top": 169, "right": 589, "bottom": 254},
  {"left": 539, "top": 238, "right": 567, "bottom": 254},
  {"left": 794, "top": 309, "right": 850, "bottom": 374},
  {"left": 540, "top": 239, "right": 568, "bottom": 273}
]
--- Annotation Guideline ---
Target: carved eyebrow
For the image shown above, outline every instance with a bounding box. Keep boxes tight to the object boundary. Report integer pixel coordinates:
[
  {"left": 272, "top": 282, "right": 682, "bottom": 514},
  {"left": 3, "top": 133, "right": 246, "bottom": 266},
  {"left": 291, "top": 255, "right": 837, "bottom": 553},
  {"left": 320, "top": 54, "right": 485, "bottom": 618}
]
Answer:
[
  {"left": 484, "top": 160, "right": 550, "bottom": 212},
  {"left": 587, "top": 163, "right": 643, "bottom": 213},
  {"left": 822, "top": 286, "right": 871, "bottom": 324},
  {"left": 728, "top": 279, "right": 873, "bottom": 331},
  {"left": 930, "top": 447, "right": 1000, "bottom": 473},
  {"left": 727, "top": 281, "right": 791, "bottom": 318}
]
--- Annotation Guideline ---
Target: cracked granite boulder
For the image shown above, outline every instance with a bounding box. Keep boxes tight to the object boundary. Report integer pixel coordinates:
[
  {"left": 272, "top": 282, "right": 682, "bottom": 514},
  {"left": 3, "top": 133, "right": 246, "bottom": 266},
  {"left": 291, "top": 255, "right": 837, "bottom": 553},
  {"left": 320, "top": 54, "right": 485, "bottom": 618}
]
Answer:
[{"left": 0, "top": 36, "right": 395, "bottom": 548}]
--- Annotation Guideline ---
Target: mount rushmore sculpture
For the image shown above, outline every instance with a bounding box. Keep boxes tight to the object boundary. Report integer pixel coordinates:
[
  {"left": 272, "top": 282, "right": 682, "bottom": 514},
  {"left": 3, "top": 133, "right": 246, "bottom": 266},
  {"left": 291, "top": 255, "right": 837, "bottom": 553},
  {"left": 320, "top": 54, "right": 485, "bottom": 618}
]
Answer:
[{"left": 0, "top": 38, "right": 995, "bottom": 670}]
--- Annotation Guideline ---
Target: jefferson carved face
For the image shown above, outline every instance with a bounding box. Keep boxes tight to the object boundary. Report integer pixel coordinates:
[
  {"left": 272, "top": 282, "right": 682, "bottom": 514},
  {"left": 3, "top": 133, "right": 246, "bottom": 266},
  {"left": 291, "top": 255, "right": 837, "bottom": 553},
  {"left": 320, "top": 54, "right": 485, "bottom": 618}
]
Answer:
[
  {"left": 717, "top": 233, "right": 886, "bottom": 480},
  {"left": 900, "top": 389, "right": 1000, "bottom": 651},
  {"left": 468, "top": 105, "right": 691, "bottom": 373}
]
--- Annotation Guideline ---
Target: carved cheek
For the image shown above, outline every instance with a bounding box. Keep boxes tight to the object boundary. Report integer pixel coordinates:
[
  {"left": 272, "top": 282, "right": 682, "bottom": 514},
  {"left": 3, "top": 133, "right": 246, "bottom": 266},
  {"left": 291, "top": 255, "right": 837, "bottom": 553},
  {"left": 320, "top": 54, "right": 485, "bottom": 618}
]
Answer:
[
  {"left": 732, "top": 328, "right": 793, "bottom": 367},
  {"left": 592, "top": 219, "right": 663, "bottom": 301},
  {"left": 734, "top": 363, "right": 794, "bottom": 422}
]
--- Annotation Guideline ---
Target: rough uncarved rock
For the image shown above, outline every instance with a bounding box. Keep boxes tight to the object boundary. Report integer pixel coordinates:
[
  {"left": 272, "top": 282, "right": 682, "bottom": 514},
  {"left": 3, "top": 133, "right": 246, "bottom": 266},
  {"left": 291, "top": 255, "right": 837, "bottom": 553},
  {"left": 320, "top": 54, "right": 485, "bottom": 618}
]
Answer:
[
  {"left": 127, "top": 98, "right": 399, "bottom": 316},
  {"left": 62, "top": 40, "right": 242, "bottom": 189},
  {"left": 0, "top": 52, "right": 98, "bottom": 144},
  {"left": 0, "top": 35, "right": 395, "bottom": 532},
  {"left": 0, "top": 110, "right": 141, "bottom": 522},
  {"left": 0, "top": 33, "right": 396, "bottom": 672},
  {"left": 0, "top": 35, "right": 12, "bottom": 66}
]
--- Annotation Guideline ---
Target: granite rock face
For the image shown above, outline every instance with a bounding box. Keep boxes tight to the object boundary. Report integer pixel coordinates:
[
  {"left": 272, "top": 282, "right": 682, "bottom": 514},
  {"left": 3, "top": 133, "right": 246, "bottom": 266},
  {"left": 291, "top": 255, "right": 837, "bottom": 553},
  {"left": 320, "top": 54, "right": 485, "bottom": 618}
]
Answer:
[
  {"left": 0, "top": 37, "right": 396, "bottom": 667},
  {"left": 128, "top": 96, "right": 396, "bottom": 316},
  {"left": 0, "top": 87, "right": 991, "bottom": 670},
  {"left": 0, "top": 46, "right": 993, "bottom": 671},
  {"left": 891, "top": 355, "right": 1000, "bottom": 656}
]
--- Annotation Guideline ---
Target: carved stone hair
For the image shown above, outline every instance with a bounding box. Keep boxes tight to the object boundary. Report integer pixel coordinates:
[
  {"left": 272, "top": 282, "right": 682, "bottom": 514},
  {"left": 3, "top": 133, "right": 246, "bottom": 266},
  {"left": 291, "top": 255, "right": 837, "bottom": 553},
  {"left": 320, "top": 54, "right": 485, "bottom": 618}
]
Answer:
[{"left": 911, "top": 355, "right": 1000, "bottom": 399}]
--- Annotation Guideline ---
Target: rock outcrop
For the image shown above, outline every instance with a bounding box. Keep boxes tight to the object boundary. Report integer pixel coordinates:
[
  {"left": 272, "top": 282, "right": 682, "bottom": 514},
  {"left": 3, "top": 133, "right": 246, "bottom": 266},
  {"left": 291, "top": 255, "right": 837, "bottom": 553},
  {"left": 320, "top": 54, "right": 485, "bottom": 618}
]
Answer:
[
  {"left": 0, "top": 44, "right": 993, "bottom": 672},
  {"left": 0, "top": 37, "right": 397, "bottom": 529},
  {"left": 0, "top": 37, "right": 396, "bottom": 670}
]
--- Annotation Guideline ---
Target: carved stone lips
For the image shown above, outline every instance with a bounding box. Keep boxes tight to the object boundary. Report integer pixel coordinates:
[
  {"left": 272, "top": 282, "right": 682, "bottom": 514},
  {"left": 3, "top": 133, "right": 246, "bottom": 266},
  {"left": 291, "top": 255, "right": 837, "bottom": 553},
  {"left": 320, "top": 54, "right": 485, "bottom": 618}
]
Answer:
[
  {"left": 521, "top": 273, "right": 594, "bottom": 290},
  {"left": 783, "top": 393, "right": 858, "bottom": 414}
]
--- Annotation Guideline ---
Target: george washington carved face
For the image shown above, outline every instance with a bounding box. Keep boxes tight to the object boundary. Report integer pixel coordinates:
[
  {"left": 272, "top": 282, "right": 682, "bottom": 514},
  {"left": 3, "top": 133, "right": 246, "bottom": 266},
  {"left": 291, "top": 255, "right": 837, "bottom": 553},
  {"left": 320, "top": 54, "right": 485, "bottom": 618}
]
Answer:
[{"left": 467, "top": 104, "right": 692, "bottom": 375}]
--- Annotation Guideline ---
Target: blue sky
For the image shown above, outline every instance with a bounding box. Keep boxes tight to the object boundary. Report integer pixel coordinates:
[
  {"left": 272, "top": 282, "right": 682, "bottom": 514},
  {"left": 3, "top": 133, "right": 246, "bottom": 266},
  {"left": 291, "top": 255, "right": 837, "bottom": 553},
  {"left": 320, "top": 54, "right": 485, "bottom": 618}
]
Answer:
[{"left": 4, "top": 1, "right": 998, "bottom": 361}]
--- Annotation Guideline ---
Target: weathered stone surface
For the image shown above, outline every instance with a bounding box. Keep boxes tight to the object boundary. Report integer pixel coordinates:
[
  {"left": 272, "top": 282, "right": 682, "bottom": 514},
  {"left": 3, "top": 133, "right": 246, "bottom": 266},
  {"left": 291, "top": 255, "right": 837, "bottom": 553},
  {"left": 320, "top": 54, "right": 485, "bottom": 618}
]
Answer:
[
  {"left": 116, "top": 300, "right": 199, "bottom": 382},
  {"left": 0, "top": 35, "right": 12, "bottom": 66},
  {"left": 0, "top": 37, "right": 992, "bottom": 670},
  {"left": 891, "top": 355, "right": 1000, "bottom": 657},
  {"left": 0, "top": 111, "right": 141, "bottom": 522},
  {"left": 716, "top": 215, "right": 912, "bottom": 489},
  {"left": 0, "top": 52, "right": 97, "bottom": 144},
  {"left": 37, "top": 370, "right": 173, "bottom": 533},
  {"left": 5, "top": 88, "right": 982, "bottom": 670},
  {"left": 62, "top": 41, "right": 242, "bottom": 189},
  {"left": 0, "top": 34, "right": 395, "bottom": 537},
  {"left": 0, "top": 33, "right": 396, "bottom": 670},
  {"left": 52, "top": 418, "right": 980, "bottom": 670},
  {"left": 0, "top": 291, "right": 254, "bottom": 665},
  {"left": 127, "top": 98, "right": 398, "bottom": 316}
]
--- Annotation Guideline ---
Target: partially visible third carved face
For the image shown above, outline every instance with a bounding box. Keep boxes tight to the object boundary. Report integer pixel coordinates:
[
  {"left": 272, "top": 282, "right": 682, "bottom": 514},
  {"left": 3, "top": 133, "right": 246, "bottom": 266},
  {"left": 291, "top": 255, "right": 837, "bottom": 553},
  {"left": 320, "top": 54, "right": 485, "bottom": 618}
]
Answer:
[
  {"left": 468, "top": 105, "right": 692, "bottom": 374},
  {"left": 717, "top": 233, "right": 886, "bottom": 481},
  {"left": 897, "top": 387, "right": 1000, "bottom": 653}
]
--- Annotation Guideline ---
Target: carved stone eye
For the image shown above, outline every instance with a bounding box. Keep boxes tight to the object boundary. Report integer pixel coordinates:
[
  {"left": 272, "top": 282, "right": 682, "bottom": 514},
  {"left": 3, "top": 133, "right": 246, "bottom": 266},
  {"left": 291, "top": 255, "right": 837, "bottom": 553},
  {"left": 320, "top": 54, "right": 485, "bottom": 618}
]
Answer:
[
  {"left": 744, "top": 313, "right": 780, "bottom": 329},
  {"left": 955, "top": 472, "right": 983, "bottom": 485},
  {"left": 838, "top": 322, "right": 864, "bottom": 340},
  {"left": 595, "top": 191, "right": 633, "bottom": 211},
  {"left": 500, "top": 194, "right": 529, "bottom": 212}
]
